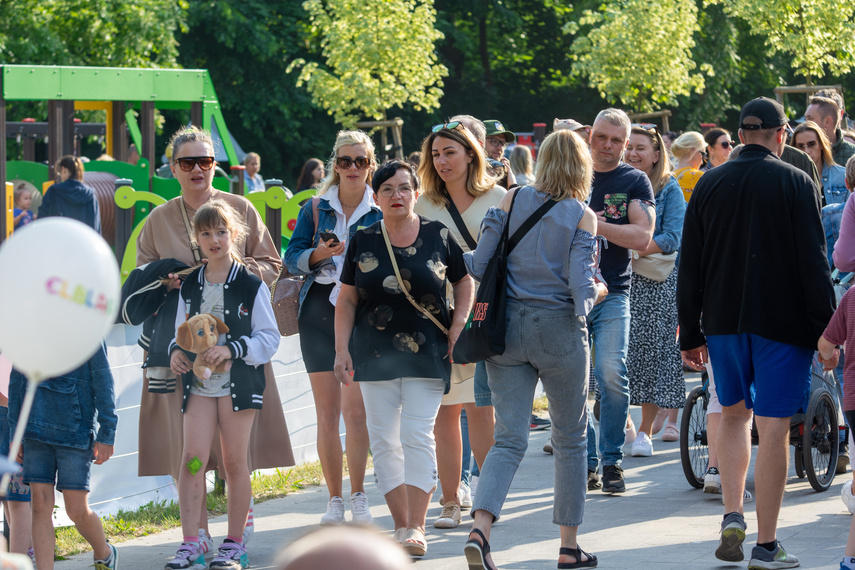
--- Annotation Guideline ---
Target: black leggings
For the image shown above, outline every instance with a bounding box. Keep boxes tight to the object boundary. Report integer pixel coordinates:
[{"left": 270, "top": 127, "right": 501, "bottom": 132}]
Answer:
[{"left": 297, "top": 282, "right": 336, "bottom": 373}]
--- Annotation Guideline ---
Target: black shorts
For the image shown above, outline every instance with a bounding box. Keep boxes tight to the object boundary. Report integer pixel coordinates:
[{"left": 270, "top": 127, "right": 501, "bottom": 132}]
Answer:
[{"left": 298, "top": 282, "right": 336, "bottom": 373}]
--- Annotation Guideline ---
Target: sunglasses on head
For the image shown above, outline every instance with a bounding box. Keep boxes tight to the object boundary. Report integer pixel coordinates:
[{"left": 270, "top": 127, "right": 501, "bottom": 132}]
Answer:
[
  {"left": 174, "top": 156, "right": 215, "bottom": 172},
  {"left": 432, "top": 121, "right": 467, "bottom": 134},
  {"left": 632, "top": 123, "right": 659, "bottom": 134},
  {"left": 335, "top": 156, "right": 371, "bottom": 170}
]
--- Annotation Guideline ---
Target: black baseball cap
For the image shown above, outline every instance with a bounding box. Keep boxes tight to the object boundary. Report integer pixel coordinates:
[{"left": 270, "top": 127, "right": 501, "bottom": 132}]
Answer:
[{"left": 739, "top": 97, "right": 787, "bottom": 130}]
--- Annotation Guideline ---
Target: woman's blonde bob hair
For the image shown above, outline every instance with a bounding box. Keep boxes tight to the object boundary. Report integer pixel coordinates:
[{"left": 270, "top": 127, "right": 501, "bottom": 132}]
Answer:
[
  {"left": 670, "top": 131, "right": 706, "bottom": 161},
  {"left": 418, "top": 125, "right": 494, "bottom": 207},
  {"left": 534, "top": 130, "right": 592, "bottom": 202},
  {"left": 630, "top": 126, "right": 672, "bottom": 195},
  {"left": 319, "top": 130, "right": 376, "bottom": 195}
]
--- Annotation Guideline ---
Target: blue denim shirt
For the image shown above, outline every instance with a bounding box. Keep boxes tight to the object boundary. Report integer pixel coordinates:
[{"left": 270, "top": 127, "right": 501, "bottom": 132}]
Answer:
[
  {"left": 822, "top": 201, "right": 846, "bottom": 271},
  {"left": 823, "top": 164, "right": 848, "bottom": 206},
  {"left": 8, "top": 344, "right": 118, "bottom": 450},
  {"left": 652, "top": 176, "right": 687, "bottom": 254},
  {"left": 282, "top": 193, "right": 382, "bottom": 312},
  {"left": 464, "top": 187, "right": 598, "bottom": 315}
]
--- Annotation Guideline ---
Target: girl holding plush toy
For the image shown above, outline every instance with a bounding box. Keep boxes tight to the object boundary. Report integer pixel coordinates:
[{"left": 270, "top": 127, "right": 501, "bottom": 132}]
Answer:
[{"left": 168, "top": 200, "right": 279, "bottom": 570}]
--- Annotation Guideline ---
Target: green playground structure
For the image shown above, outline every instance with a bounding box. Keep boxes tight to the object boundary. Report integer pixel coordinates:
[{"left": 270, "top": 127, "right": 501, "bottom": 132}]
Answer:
[{"left": 1, "top": 64, "right": 313, "bottom": 278}]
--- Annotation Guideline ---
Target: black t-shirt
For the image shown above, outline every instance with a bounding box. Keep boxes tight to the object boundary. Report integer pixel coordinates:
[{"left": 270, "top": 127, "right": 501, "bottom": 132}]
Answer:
[
  {"left": 340, "top": 216, "right": 468, "bottom": 389},
  {"left": 589, "top": 163, "right": 655, "bottom": 292}
]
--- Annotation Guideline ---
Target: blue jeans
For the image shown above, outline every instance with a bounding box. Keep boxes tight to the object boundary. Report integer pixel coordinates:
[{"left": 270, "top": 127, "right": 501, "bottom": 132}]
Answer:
[
  {"left": 473, "top": 361, "right": 492, "bottom": 407},
  {"left": 473, "top": 301, "right": 589, "bottom": 526},
  {"left": 585, "top": 292, "right": 630, "bottom": 470}
]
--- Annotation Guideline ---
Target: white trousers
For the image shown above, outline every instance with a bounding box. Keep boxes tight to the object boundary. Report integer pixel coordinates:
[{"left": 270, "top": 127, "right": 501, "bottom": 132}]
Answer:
[{"left": 360, "top": 377, "right": 445, "bottom": 495}]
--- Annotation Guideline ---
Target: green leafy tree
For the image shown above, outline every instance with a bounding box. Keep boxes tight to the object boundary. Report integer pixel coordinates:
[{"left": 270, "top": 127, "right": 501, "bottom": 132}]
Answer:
[
  {"left": 290, "top": 0, "right": 449, "bottom": 127},
  {"left": 707, "top": 0, "right": 855, "bottom": 84},
  {"left": 569, "top": 0, "right": 706, "bottom": 112},
  {"left": 0, "top": 0, "right": 186, "bottom": 67}
]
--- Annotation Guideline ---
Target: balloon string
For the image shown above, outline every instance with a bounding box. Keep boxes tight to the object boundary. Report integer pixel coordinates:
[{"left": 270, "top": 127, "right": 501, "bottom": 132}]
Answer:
[{"left": 0, "top": 378, "right": 39, "bottom": 496}]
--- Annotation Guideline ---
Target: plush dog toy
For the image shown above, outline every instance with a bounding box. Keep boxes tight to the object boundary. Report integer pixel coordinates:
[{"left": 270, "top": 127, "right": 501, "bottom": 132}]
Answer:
[{"left": 176, "top": 313, "right": 232, "bottom": 380}]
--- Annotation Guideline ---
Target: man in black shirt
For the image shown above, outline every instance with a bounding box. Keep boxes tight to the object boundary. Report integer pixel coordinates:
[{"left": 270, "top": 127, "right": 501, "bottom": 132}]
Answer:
[
  {"left": 585, "top": 109, "right": 655, "bottom": 494},
  {"left": 678, "top": 97, "right": 835, "bottom": 569}
]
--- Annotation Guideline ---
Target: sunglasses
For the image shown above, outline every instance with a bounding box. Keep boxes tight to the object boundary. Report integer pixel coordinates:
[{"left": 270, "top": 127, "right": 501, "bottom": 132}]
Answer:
[
  {"left": 335, "top": 156, "right": 371, "bottom": 170},
  {"left": 795, "top": 139, "right": 819, "bottom": 151},
  {"left": 632, "top": 123, "right": 659, "bottom": 134},
  {"left": 720, "top": 141, "right": 733, "bottom": 149},
  {"left": 174, "top": 156, "right": 215, "bottom": 172},
  {"left": 432, "top": 121, "right": 466, "bottom": 134}
]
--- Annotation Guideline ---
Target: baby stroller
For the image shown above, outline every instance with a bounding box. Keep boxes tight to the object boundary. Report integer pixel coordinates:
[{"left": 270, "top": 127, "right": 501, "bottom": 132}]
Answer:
[{"left": 680, "top": 354, "right": 845, "bottom": 492}]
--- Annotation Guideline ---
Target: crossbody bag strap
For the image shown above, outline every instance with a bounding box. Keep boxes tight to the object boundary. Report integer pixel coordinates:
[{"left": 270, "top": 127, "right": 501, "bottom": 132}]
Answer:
[
  {"left": 506, "top": 197, "right": 557, "bottom": 254},
  {"left": 445, "top": 197, "right": 478, "bottom": 250},
  {"left": 380, "top": 220, "right": 449, "bottom": 336},
  {"left": 179, "top": 198, "right": 203, "bottom": 264}
]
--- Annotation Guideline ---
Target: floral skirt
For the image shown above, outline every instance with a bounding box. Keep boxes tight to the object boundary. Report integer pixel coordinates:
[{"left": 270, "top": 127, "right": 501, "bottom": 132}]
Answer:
[{"left": 626, "top": 268, "right": 686, "bottom": 409}]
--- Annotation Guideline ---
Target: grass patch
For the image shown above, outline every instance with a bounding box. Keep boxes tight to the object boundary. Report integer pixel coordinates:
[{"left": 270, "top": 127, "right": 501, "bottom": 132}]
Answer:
[
  {"left": 532, "top": 394, "right": 549, "bottom": 413},
  {"left": 53, "top": 456, "right": 364, "bottom": 559}
]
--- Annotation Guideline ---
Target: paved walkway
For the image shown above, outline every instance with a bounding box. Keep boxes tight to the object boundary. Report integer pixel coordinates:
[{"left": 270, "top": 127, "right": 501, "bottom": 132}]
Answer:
[{"left": 59, "top": 376, "right": 851, "bottom": 569}]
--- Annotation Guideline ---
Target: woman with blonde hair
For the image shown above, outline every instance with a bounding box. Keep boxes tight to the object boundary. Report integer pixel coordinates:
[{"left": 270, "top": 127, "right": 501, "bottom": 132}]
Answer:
[
  {"left": 671, "top": 131, "right": 707, "bottom": 202},
  {"left": 284, "top": 130, "right": 382, "bottom": 526},
  {"left": 509, "top": 145, "right": 535, "bottom": 186},
  {"left": 623, "top": 124, "right": 687, "bottom": 456},
  {"left": 414, "top": 122, "right": 504, "bottom": 530},
  {"left": 464, "top": 129, "right": 603, "bottom": 569}
]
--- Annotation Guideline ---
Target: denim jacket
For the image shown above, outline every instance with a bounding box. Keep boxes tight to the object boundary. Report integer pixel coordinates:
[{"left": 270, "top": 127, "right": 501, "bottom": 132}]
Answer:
[
  {"left": 282, "top": 191, "right": 382, "bottom": 313},
  {"left": 822, "top": 163, "right": 848, "bottom": 206},
  {"left": 8, "top": 344, "right": 118, "bottom": 450},
  {"left": 652, "top": 176, "right": 687, "bottom": 254}
]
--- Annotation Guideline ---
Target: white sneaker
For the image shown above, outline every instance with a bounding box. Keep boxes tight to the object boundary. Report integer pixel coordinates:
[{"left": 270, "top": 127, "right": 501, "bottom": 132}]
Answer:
[
  {"left": 631, "top": 432, "right": 653, "bottom": 457},
  {"left": 198, "top": 528, "right": 214, "bottom": 555},
  {"left": 704, "top": 467, "right": 722, "bottom": 494},
  {"left": 433, "top": 501, "right": 462, "bottom": 529},
  {"left": 842, "top": 480, "right": 855, "bottom": 514},
  {"left": 459, "top": 482, "right": 473, "bottom": 510},
  {"left": 243, "top": 497, "right": 254, "bottom": 545},
  {"left": 320, "top": 496, "right": 346, "bottom": 525},
  {"left": 721, "top": 488, "right": 754, "bottom": 503},
  {"left": 349, "top": 492, "right": 373, "bottom": 526}
]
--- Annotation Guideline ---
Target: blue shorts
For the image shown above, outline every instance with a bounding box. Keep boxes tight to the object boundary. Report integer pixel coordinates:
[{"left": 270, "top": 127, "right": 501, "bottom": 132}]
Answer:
[
  {"left": 706, "top": 333, "right": 812, "bottom": 418},
  {"left": 474, "top": 361, "right": 492, "bottom": 407},
  {"left": 0, "top": 407, "right": 30, "bottom": 502},
  {"left": 22, "top": 440, "right": 93, "bottom": 492}
]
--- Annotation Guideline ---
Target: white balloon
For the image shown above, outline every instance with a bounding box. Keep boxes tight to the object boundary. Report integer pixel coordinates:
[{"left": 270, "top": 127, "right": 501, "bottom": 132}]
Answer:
[{"left": 0, "top": 218, "right": 120, "bottom": 381}]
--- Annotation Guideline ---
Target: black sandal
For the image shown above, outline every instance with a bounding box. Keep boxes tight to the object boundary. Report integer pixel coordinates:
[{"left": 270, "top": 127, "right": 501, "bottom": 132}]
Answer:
[
  {"left": 464, "top": 528, "right": 497, "bottom": 570},
  {"left": 558, "top": 546, "right": 598, "bottom": 569}
]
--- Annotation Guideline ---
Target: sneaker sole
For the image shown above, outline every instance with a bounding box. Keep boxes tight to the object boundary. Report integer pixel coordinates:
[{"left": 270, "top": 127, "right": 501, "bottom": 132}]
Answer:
[
  {"left": 434, "top": 519, "right": 461, "bottom": 529},
  {"left": 747, "top": 556, "right": 800, "bottom": 570},
  {"left": 703, "top": 481, "right": 722, "bottom": 494},
  {"left": 715, "top": 526, "right": 746, "bottom": 562},
  {"left": 631, "top": 447, "right": 652, "bottom": 457}
]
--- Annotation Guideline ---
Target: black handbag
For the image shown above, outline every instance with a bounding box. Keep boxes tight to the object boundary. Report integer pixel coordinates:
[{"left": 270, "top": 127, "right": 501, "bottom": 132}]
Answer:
[{"left": 452, "top": 190, "right": 556, "bottom": 364}]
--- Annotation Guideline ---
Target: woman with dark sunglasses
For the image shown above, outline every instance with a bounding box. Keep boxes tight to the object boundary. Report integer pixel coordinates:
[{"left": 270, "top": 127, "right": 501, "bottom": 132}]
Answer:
[
  {"left": 671, "top": 131, "right": 707, "bottom": 202},
  {"left": 136, "top": 126, "right": 293, "bottom": 565},
  {"left": 283, "top": 130, "right": 382, "bottom": 526},
  {"left": 414, "top": 122, "right": 504, "bottom": 531},
  {"left": 703, "top": 128, "right": 734, "bottom": 171}
]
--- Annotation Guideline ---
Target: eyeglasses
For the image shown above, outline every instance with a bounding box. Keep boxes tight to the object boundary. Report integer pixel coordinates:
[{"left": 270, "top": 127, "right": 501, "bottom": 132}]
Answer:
[
  {"left": 486, "top": 137, "right": 506, "bottom": 148},
  {"left": 794, "top": 139, "right": 819, "bottom": 151},
  {"left": 377, "top": 186, "right": 415, "bottom": 197},
  {"left": 632, "top": 123, "right": 659, "bottom": 134},
  {"left": 335, "top": 156, "right": 371, "bottom": 170},
  {"left": 174, "top": 156, "right": 215, "bottom": 172},
  {"left": 720, "top": 141, "right": 733, "bottom": 149},
  {"left": 432, "top": 121, "right": 466, "bottom": 133}
]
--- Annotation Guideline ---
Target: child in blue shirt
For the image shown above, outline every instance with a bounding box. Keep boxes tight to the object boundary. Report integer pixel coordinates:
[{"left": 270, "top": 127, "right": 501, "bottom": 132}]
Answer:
[
  {"left": 12, "top": 184, "right": 34, "bottom": 230},
  {"left": 8, "top": 344, "right": 118, "bottom": 570}
]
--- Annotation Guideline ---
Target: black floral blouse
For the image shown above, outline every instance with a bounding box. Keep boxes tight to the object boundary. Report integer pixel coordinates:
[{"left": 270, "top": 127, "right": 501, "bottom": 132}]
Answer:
[{"left": 340, "top": 216, "right": 467, "bottom": 391}]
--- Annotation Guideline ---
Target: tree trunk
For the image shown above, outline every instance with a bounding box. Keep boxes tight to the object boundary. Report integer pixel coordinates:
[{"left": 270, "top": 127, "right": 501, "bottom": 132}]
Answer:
[{"left": 479, "top": 0, "right": 492, "bottom": 88}]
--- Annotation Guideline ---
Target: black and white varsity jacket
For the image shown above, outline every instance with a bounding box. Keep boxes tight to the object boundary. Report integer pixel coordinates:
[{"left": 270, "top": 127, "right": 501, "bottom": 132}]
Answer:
[{"left": 170, "top": 261, "right": 279, "bottom": 412}]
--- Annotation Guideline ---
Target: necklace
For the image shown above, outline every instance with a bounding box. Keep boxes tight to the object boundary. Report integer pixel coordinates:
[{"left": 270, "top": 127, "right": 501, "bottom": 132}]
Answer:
[{"left": 341, "top": 201, "right": 359, "bottom": 208}]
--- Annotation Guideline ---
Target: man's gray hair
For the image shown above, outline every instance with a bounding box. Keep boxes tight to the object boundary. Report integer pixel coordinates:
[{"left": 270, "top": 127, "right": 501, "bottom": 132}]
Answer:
[{"left": 594, "top": 108, "right": 631, "bottom": 140}]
